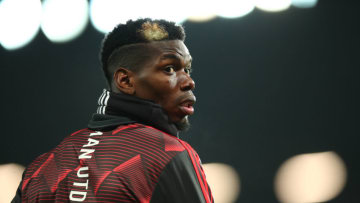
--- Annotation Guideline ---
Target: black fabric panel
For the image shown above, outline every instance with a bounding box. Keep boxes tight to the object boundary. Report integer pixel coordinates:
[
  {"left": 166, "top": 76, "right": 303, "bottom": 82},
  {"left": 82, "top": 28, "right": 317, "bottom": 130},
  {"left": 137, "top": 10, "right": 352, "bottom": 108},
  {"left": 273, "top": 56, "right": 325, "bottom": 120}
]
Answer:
[
  {"left": 150, "top": 151, "right": 206, "bottom": 203},
  {"left": 93, "top": 91, "right": 179, "bottom": 136},
  {"left": 87, "top": 113, "right": 136, "bottom": 131}
]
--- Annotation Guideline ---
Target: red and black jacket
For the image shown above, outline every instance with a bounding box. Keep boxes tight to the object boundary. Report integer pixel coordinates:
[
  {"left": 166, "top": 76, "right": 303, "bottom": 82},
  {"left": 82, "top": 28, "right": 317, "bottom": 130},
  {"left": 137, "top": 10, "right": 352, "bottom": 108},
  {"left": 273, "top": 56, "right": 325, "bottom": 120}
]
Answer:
[{"left": 12, "top": 90, "right": 214, "bottom": 203}]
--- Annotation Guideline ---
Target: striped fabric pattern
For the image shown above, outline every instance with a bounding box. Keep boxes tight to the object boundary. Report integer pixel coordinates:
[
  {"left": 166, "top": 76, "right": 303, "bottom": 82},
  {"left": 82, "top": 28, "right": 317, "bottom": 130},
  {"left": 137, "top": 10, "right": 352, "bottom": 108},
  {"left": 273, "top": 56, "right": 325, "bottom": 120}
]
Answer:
[
  {"left": 97, "top": 89, "right": 110, "bottom": 115},
  {"left": 21, "top": 124, "right": 186, "bottom": 202}
]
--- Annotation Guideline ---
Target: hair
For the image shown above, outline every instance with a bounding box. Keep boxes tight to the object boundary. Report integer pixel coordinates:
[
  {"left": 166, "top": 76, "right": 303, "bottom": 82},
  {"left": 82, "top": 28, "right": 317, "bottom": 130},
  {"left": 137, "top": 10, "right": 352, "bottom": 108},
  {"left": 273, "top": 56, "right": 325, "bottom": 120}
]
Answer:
[{"left": 100, "top": 18, "right": 186, "bottom": 88}]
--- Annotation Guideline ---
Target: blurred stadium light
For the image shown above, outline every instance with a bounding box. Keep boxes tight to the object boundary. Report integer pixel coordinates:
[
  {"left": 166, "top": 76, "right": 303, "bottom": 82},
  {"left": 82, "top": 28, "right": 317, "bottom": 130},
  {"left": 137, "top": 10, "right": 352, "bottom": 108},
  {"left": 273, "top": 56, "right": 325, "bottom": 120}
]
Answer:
[
  {"left": 216, "top": 0, "right": 255, "bottom": 19},
  {"left": 0, "top": 163, "right": 25, "bottom": 203},
  {"left": 90, "top": 0, "right": 188, "bottom": 33},
  {"left": 292, "top": 0, "right": 318, "bottom": 8},
  {"left": 0, "top": 0, "right": 41, "bottom": 50},
  {"left": 274, "top": 151, "right": 347, "bottom": 203},
  {"left": 90, "top": 0, "right": 136, "bottom": 33},
  {"left": 256, "top": 0, "right": 292, "bottom": 12},
  {"left": 203, "top": 163, "right": 241, "bottom": 203},
  {"left": 0, "top": 0, "right": 319, "bottom": 50},
  {"left": 41, "top": 0, "right": 89, "bottom": 43}
]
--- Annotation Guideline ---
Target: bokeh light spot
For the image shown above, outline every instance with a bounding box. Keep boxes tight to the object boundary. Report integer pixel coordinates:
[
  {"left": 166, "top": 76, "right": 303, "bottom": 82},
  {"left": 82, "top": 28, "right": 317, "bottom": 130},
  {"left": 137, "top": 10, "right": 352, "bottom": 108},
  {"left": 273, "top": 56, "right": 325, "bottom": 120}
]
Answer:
[
  {"left": 0, "top": 163, "right": 25, "bottom": 202},
  {"left": 203, "top": 163, "right": 241, "bottom": 203},
  {"left": 256, "top": 0, "right": 292, "bottom": 12},
  {"left": 41, "top": 0, "right": 89, "bottom": 43},
  {"left": 292, "top": 0, "right": 318, "bottom": 8},
  {"left": 274, "top": 151, "right": 347, "bottom": 203},
  {"left": 0, "top": 0, "right": 41, "bottom": 50}
]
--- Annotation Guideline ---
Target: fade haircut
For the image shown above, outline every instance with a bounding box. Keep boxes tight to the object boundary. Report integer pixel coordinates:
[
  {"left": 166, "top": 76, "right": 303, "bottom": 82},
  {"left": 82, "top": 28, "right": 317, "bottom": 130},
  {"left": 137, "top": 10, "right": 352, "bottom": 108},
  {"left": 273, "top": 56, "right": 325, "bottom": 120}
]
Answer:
[{"left": 100, "top": 18, "right": 186, "bottom": 88}]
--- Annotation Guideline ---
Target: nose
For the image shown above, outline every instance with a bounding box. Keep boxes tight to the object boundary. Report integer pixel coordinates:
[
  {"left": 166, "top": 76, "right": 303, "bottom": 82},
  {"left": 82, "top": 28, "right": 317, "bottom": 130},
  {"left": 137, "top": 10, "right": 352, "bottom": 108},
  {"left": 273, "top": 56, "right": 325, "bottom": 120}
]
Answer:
[{"left": 180, "top": 74, "right": 195, "bottom": 91}]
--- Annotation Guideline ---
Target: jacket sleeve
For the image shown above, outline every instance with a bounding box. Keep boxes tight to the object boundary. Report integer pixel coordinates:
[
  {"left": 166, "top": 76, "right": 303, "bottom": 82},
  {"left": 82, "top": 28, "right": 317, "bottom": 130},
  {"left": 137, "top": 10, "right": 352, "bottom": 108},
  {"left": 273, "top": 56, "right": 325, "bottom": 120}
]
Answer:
[{"left": 150, "top": 151, "right": 214, "bottom": 203}]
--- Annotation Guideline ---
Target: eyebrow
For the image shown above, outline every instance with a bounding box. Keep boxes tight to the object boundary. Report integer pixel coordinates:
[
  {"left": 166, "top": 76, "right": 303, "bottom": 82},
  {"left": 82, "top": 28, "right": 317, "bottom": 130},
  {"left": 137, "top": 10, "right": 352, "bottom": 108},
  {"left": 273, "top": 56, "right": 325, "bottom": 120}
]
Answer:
[
  {"left": 160, "top": 53, "right": 193, "bottom": 65},
  {"left": 161, "top": 53, "right": 181, "bottom": 61}
]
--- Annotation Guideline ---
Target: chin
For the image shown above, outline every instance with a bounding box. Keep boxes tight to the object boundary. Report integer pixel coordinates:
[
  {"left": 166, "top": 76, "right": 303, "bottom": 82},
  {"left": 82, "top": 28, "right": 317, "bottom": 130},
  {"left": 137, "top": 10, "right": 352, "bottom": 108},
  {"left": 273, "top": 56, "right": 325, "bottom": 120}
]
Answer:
[{"left": 174, "top": 116, "right": 190, "bottom": 131}]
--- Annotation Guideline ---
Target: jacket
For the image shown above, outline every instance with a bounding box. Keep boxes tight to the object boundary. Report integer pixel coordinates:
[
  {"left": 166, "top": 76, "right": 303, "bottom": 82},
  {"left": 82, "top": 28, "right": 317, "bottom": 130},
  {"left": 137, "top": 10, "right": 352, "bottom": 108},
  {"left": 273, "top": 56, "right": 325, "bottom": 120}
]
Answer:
[{"left": 12, "top": 90, "right": 214, "bottom": 203}]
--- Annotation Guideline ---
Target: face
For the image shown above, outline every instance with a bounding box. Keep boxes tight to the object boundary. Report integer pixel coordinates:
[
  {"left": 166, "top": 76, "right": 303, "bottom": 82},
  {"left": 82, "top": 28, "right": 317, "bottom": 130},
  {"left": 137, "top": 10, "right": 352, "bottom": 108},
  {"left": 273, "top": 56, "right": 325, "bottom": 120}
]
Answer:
[{"left": 132, "top": 40, "right": 195, "bottom": 130}]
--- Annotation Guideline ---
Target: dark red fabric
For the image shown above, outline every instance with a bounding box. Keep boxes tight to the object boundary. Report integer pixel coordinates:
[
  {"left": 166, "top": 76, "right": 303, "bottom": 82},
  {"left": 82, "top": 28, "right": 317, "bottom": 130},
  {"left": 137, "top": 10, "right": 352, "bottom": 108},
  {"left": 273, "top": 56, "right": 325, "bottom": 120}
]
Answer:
[{"left": 21, "top": 123, "right": 186, "bottom": 202}]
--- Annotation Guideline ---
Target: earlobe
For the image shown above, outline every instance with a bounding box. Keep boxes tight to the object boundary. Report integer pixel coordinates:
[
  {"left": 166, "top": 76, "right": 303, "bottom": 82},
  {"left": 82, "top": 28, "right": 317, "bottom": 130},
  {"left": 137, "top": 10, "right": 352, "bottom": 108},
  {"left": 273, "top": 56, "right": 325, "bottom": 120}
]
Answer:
[{"left": 113, "top": 68, "right": 136, "bottom": 95}]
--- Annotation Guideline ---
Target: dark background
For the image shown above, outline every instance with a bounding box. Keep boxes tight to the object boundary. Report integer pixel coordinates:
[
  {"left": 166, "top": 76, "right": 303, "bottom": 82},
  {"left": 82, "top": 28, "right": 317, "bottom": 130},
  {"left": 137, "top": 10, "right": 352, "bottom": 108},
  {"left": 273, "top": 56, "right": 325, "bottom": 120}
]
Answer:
[{"left": 1, "top": 1, "right": 359, "bottom": 202}]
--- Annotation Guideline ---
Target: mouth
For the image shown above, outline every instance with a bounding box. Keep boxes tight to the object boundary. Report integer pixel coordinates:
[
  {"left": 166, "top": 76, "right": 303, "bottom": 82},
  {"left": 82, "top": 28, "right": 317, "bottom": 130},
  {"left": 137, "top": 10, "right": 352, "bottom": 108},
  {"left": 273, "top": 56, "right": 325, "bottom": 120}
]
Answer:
[{"left": 179, "top": 96, "right": 196, "bottom": 115}]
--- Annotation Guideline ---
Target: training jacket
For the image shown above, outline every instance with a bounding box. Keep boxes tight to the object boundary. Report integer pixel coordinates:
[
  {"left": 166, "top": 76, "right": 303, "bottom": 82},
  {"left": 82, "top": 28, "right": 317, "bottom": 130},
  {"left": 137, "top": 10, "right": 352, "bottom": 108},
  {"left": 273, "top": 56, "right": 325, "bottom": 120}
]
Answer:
[{"left": 12, "top": 90, "right": 214, "bottom": 203}]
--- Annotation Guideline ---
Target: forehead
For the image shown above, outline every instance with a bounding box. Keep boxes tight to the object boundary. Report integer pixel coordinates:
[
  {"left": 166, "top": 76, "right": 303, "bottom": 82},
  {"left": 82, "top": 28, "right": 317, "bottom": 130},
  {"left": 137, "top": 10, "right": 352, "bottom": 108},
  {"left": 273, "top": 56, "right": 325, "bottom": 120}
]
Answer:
[{"left": 147, "top": 40, "right": 191, "bottom": 61}]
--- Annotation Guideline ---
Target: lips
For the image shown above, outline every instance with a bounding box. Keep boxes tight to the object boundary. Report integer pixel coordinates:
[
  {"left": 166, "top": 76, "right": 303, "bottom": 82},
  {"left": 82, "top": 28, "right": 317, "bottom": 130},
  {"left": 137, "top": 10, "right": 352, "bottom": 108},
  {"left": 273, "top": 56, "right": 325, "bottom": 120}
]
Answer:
[{"left": 179, "top": 96, "right": 196, "bottom": 115}]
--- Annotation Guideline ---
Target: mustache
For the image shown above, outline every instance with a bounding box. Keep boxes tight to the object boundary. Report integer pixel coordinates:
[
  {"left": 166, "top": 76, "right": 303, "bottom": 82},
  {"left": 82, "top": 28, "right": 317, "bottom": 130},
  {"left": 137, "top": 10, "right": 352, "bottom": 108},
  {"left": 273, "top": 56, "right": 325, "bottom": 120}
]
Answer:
[{"left": 175, "top": 91, "right": 196, "bottom": 104}]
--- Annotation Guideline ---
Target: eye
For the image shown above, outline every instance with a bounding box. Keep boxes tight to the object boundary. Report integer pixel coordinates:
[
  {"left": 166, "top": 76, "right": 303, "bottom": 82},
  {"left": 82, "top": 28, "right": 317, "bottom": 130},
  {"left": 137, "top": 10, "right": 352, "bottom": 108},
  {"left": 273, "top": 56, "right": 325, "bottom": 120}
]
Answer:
[
  {"left": 164, "top": 65, "right": 175, "bottom": 74},
  {"left": 184, "top": 67, "right": 192, "bottom": 74}
]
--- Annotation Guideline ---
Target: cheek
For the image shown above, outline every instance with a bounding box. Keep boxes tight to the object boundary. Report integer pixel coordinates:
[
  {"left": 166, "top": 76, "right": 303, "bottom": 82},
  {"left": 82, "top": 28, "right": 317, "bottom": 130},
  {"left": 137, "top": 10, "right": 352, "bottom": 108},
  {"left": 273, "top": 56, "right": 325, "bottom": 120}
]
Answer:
[
  {"left": 168, "top": 76, "right": 177, "bottom": 89},
  {"left": 151, "top": 75, "right": 178, "bottom": 96},
  {"left": 154, "top": 77, "right": 180, "bottom": 110},
  {"left": 137, "top": 74, "right": 178, "bottom": 103}
]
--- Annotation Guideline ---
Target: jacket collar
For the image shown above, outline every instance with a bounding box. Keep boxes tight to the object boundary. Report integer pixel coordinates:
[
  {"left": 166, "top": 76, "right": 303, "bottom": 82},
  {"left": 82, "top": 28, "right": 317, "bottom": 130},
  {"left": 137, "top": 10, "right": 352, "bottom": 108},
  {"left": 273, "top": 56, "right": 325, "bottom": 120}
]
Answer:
[{"left": 88, "top": 89, "right": 179, "bottom": 137}]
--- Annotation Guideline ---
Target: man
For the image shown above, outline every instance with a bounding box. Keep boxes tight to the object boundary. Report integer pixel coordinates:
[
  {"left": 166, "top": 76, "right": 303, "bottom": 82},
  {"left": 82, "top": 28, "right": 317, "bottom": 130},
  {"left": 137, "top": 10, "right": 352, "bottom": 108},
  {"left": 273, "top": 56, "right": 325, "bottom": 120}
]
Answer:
[{"left": 13, "top": 18, "right": 213, "bottom": 202}]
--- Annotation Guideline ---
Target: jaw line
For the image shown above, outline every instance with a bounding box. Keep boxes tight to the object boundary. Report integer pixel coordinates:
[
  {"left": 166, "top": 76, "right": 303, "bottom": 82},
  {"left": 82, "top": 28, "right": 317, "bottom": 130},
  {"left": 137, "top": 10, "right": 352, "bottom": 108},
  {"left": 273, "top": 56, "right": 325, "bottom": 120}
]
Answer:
[{"left": 174, "top": 116, "right": 190, "bottom": 131}]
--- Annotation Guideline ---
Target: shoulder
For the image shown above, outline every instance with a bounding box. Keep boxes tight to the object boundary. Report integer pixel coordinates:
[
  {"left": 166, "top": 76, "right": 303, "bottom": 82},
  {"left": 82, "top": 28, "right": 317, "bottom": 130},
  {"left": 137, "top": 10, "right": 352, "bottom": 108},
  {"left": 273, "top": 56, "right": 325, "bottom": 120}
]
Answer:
[
  {"left": 111, "top": 123, "right": 168, "bottom": 137},
  {"left": 174, "top": 139, "right": 199, "bottom": 156},
  {"left": 111, "top": 123, "right": 186, "bottom": 151}
]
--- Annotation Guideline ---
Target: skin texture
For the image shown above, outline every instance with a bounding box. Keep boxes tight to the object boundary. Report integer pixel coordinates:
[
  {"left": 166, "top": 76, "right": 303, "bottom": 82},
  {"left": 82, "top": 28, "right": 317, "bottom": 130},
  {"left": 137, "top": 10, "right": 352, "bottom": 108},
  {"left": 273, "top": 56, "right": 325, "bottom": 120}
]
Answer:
[{"left": 113, "top": 40, "right": 195, "bottom": 130}]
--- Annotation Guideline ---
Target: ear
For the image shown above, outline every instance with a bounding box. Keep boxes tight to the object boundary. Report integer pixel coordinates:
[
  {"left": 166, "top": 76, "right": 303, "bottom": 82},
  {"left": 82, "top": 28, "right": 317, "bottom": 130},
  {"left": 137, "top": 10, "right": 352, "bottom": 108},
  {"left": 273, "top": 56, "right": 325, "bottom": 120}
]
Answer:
[{"left": 113, "top": 68, "right": 136, "bottom": 95}]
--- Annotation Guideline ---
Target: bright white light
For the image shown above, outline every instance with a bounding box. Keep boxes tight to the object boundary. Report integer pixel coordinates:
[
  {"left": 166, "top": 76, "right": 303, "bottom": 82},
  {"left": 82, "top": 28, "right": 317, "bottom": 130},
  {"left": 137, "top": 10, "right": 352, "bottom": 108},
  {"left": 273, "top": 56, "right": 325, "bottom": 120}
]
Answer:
[
  {"left": 256, "top": 0, "right": 292, "bottom": 12},
  {"left": 90, "top": 0, "right": 138, "bottom": 33},
  {"left": 0, "top": 0, "right": 41, "bottom": 50},
  {"left": 137, "top": 0, "right": 187, "bottom": 24},
  {"left": 203, "top": 163, "right": 240, "bottom": 203},
  {"left": 187, "top": 15, "right": 217, "bottom": 23},
  {"left": 90, "top": 0, "right": 187, "bottom": 34},
  {"left": 41, "top": 0, "right": 88, "bottom": 43},
  {"left": 292, "top": 0, "right": 318, "bottom": 8},
  {"left": 216, "top": 0, "right": 255, "bottom": 19},
  {"left": 184, "top": 0, "right": 217, "bottom": 22},
  {"left": 274, "top": 151, "right": 347, "bottom": 203}
]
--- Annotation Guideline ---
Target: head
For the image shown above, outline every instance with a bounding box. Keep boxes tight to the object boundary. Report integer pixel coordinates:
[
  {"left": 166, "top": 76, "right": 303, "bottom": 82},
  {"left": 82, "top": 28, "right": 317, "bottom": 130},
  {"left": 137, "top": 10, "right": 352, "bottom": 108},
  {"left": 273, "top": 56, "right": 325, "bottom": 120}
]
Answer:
[{"left": 100, "top": 18, "right": 195, "bottom": 131}]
